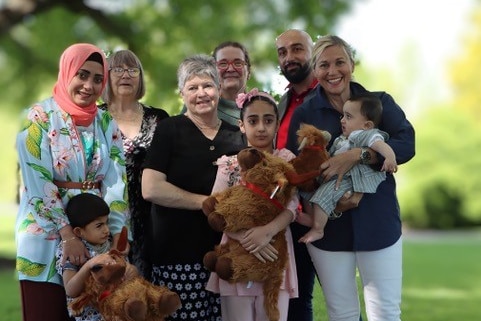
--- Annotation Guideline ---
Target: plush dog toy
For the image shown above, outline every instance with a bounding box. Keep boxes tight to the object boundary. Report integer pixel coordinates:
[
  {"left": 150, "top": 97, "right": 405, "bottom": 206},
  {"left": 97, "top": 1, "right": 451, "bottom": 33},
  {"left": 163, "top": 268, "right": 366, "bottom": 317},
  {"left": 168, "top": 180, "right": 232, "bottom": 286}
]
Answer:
[
  {"left": 69, "top": 227, "right": 181, "bottom": 321},
  {"left": 202, "top": 147, "right": 319, "bottom": 321},
  {"left": 289, "top": 123, "right": 331, "bottom": 192}
]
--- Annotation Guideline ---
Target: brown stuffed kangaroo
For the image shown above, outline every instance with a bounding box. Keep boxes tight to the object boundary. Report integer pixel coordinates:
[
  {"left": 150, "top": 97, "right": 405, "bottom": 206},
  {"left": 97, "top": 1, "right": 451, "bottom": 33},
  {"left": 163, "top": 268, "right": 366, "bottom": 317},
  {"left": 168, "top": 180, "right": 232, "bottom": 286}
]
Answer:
[
  {"left": 69, "top": 227, "right": 181, "bottom": 321},
  {"left": 202, "top": 148, "right": 320, "bottom": 321}
]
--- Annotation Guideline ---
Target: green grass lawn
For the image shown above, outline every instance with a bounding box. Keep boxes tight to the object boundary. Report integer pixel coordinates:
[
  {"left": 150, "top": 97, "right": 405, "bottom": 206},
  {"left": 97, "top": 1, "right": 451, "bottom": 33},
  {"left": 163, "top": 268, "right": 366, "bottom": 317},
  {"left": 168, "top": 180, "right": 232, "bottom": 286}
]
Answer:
[
  {"left": 0, "top": 270, "right": 20, "bottom": 321},
  {"left": 2, "top": 211, "right": 481, "bottom": 320},
  {"left": 401, "top": 240, "right": 481, "bottom": 320}
]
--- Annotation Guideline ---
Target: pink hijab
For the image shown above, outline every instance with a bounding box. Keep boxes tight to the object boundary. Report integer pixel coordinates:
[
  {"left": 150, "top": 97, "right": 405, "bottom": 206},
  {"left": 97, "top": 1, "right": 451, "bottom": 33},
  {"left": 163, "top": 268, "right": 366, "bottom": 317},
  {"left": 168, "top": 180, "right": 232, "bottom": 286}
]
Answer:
[{"left": 52, "top": 43, "right": 108, "bottom": 126}]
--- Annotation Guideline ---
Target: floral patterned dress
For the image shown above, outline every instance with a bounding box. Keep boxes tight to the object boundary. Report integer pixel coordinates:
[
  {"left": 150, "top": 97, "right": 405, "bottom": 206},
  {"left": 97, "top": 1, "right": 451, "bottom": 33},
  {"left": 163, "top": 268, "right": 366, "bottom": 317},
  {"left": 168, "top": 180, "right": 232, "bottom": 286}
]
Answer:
[
  {"left": 15, "top": 97, "right": 128, "bottom": 286},
  {"left": 99, "top": 103, "right": 169, "bottom": 278}
]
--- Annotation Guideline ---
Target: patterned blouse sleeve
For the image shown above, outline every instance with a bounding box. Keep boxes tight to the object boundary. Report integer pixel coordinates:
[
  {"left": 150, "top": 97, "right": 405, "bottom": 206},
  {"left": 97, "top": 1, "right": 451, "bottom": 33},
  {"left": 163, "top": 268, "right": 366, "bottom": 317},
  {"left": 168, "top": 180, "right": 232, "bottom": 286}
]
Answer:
[
  {"left": 98, "top": 113, "right": 129, "bottom": 236},
  {"left": 16, "top": 103, "right": 69, "bottom": 231},
  {"left": 211, "top": 155, "right": 241, "bottom": 194}
]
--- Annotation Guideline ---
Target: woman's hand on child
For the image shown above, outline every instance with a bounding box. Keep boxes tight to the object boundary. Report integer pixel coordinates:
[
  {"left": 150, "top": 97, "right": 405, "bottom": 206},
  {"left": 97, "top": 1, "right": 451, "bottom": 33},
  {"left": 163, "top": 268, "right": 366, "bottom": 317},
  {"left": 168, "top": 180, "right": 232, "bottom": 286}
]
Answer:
[
  {"left": 62, "top": 237, "right": 89, "bottom": 266},
  {"left": 320, "top": 149, "right": 358, "bottom": 189},
  {"left": 334, "top": 191, "right": 363, "bottom": 213}
]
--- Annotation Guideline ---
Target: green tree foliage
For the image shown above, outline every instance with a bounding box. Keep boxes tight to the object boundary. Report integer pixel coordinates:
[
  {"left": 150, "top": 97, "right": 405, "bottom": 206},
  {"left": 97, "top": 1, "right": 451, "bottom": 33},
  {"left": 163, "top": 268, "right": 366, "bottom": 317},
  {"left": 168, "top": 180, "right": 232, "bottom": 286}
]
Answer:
[
  {"left": 448, "top": 7, "right": 481, "bottom": 117},
  {"left": 0, "top": 0, "right": 355, "bottom": 115},
  {"left": 399, "top": 105, "right": 481, "bottom": 229},
  {"left": 396, "top": 3, "right": 481, "bottom": 230},
  {"left": 388, "top": 3, "right": 481, "bottom": 229}
]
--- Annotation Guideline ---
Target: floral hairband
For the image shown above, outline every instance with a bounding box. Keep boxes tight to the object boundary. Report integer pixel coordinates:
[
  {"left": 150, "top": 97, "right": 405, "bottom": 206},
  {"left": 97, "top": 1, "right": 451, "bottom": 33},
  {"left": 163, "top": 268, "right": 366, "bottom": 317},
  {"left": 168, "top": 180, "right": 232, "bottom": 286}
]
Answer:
[{"left": 235, "top": 88, "right": 277, "bottom": 109}]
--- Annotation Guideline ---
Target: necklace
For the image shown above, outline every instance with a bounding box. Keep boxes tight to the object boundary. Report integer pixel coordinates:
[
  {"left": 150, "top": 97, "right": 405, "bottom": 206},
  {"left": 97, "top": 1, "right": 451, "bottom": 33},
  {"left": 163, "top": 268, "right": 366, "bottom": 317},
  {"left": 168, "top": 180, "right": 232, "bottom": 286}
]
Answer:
[
  {"left": 109, "top": 103, "right": 143, "bottom": 122},
  {"left": 186, "top": 114, "right": 221, "bottom": 131}
]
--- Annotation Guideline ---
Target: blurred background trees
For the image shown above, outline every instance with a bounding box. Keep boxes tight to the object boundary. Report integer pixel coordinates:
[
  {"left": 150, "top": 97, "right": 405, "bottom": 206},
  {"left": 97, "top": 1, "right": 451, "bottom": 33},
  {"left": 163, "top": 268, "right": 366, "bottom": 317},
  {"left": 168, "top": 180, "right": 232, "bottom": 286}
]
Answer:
[
  {"left": 1, "top": 0, "right": 481, "bottom": 230},
  {"left": 398, "top": 4, "right": 481, "bottom": 229},
  {"left": 0, "top": 0, "right": 353, "bottom": 113}
]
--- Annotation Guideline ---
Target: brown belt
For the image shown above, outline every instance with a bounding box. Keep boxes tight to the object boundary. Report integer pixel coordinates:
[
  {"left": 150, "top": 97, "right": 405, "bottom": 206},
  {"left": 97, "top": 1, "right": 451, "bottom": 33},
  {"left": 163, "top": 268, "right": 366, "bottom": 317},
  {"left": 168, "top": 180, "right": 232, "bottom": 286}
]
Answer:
[{"left": 53, "top": 180, "right": 101, "bottom": 190}]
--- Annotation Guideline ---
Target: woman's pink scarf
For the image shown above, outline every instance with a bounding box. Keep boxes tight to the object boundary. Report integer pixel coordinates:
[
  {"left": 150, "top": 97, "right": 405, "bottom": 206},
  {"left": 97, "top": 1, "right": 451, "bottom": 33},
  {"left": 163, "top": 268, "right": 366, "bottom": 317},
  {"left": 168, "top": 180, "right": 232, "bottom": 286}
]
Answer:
[{"left": 52, "top": 43, "right": 108, "bottom": 126}]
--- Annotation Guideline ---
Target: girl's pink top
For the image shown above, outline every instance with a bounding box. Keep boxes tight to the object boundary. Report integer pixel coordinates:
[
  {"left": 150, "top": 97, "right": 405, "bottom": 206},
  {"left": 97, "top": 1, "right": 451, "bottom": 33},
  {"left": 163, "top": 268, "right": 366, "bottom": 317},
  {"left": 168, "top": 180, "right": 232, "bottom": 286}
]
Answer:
[{"left": 206, "top": 148, "right": 299, "bottom": 298}]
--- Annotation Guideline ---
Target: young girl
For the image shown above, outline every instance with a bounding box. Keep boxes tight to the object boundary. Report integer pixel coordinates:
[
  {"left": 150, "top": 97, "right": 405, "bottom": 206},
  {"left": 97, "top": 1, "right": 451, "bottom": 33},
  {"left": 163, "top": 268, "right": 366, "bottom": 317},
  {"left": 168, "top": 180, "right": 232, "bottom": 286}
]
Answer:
[
  {"left": 55, "top": 193, "right": 137, "bottom": 321},
  {"left": 299, "top": 93, "right": 398, "bottom": 243},
  {"left": 205, "top": 88, "right": 298, "bottom": 321}
]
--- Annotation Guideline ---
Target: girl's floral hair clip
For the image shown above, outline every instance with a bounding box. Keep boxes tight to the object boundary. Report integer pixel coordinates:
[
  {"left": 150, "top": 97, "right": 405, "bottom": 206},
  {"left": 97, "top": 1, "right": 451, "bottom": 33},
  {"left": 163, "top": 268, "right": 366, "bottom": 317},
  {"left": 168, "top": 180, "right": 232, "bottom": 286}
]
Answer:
[{"left": 235, "top": 88, "right": 277, "bottom": 109}]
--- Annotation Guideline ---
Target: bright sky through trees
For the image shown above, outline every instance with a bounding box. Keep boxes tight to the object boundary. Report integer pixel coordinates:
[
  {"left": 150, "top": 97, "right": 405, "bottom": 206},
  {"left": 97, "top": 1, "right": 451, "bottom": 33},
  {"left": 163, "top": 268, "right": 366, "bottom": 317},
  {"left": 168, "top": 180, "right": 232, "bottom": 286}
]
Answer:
[{"left": 335, "top": 0, "right": 474, "bottom": 106}]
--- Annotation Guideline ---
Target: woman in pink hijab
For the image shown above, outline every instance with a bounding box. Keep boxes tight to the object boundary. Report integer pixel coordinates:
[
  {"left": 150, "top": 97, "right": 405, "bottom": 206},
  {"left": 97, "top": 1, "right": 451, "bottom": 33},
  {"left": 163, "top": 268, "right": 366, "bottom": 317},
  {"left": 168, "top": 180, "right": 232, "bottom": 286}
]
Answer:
[{"left": 15, "top": 43, "right": 129, "bottom": 321}]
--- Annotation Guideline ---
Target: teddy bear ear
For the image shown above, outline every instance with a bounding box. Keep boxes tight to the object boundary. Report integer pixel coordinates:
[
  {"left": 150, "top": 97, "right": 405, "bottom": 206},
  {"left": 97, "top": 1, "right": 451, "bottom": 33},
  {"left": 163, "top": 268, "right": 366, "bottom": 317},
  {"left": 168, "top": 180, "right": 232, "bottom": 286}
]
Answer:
[
  {"left": 322, "top": 130, "right": 332, "bottom": 142},
  {"left": 116, "top": 226, "right": 128, "bottom": 252}
]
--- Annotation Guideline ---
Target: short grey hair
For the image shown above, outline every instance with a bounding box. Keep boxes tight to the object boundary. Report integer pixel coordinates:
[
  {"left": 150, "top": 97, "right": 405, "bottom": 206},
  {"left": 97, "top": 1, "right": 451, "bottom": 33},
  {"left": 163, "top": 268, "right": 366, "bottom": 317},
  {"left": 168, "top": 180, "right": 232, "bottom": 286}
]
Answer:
[{"left": 177, "top": 54, "right": 220, "bottom": 91}]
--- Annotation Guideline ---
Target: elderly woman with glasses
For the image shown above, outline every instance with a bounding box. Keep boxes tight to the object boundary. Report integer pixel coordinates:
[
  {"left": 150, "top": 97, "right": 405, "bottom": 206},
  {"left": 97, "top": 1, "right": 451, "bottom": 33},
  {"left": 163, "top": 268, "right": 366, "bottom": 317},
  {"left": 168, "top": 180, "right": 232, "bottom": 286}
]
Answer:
[
  {"left": 99, "top": 49, "right": 169, "bottom": 280},
  {"left": 142, "top": 54, "right": 246, "bottom": 321}
]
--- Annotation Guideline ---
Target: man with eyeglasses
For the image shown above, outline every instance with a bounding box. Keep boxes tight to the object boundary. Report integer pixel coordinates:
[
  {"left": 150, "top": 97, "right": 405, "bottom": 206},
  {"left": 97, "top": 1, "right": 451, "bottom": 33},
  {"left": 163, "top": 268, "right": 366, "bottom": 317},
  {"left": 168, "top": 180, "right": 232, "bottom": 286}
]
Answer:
[
  {"left": 211, "top": 41, "right": 251, "bottom": 126},
  {"left": 180, "top": 41, "right": 251, "bottom": 126}
]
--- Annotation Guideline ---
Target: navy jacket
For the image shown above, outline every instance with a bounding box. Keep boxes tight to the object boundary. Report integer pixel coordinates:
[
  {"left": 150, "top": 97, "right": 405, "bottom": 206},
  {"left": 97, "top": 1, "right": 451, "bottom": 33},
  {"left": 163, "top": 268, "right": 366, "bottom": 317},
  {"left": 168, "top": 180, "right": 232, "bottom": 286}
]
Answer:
[{"left": 286, "top": 82, "right": 415, "bottom": 251}]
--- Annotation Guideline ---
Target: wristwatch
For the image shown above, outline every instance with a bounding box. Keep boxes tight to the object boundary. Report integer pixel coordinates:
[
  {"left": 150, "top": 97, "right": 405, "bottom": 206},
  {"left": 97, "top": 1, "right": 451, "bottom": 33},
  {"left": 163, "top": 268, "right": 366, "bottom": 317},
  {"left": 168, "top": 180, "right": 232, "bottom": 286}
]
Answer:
[{"left": 359, "top": 147, "right": 371, "bottom": 165}]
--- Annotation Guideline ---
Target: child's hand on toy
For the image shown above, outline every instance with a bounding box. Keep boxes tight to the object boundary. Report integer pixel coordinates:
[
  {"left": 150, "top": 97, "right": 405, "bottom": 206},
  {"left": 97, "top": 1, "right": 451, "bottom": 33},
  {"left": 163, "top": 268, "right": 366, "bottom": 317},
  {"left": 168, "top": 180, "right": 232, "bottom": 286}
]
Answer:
[
  {"left": 241, "top": 226, "right": 272, "bottom": 252},
  {"left": 252, "top": 243, "right": 278, "bottom": 263},
  {"left": 240, "top": 226, "right": 279, "bottom": 262}
]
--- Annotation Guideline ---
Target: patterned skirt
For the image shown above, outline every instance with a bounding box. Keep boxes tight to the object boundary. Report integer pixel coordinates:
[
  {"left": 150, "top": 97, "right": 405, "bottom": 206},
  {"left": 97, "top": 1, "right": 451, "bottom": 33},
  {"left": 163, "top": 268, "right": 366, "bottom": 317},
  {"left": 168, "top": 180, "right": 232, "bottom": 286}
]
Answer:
[{"left": 151, "top": 262, "right": 222, "bottom": 321}]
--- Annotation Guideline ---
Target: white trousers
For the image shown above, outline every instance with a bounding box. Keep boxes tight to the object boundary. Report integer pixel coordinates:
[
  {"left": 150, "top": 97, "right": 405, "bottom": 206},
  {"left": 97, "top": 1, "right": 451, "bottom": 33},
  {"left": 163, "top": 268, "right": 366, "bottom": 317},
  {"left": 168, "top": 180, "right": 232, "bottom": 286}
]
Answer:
[{"left": 307, "top": 238, "right": 402, "bottom": 321}]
